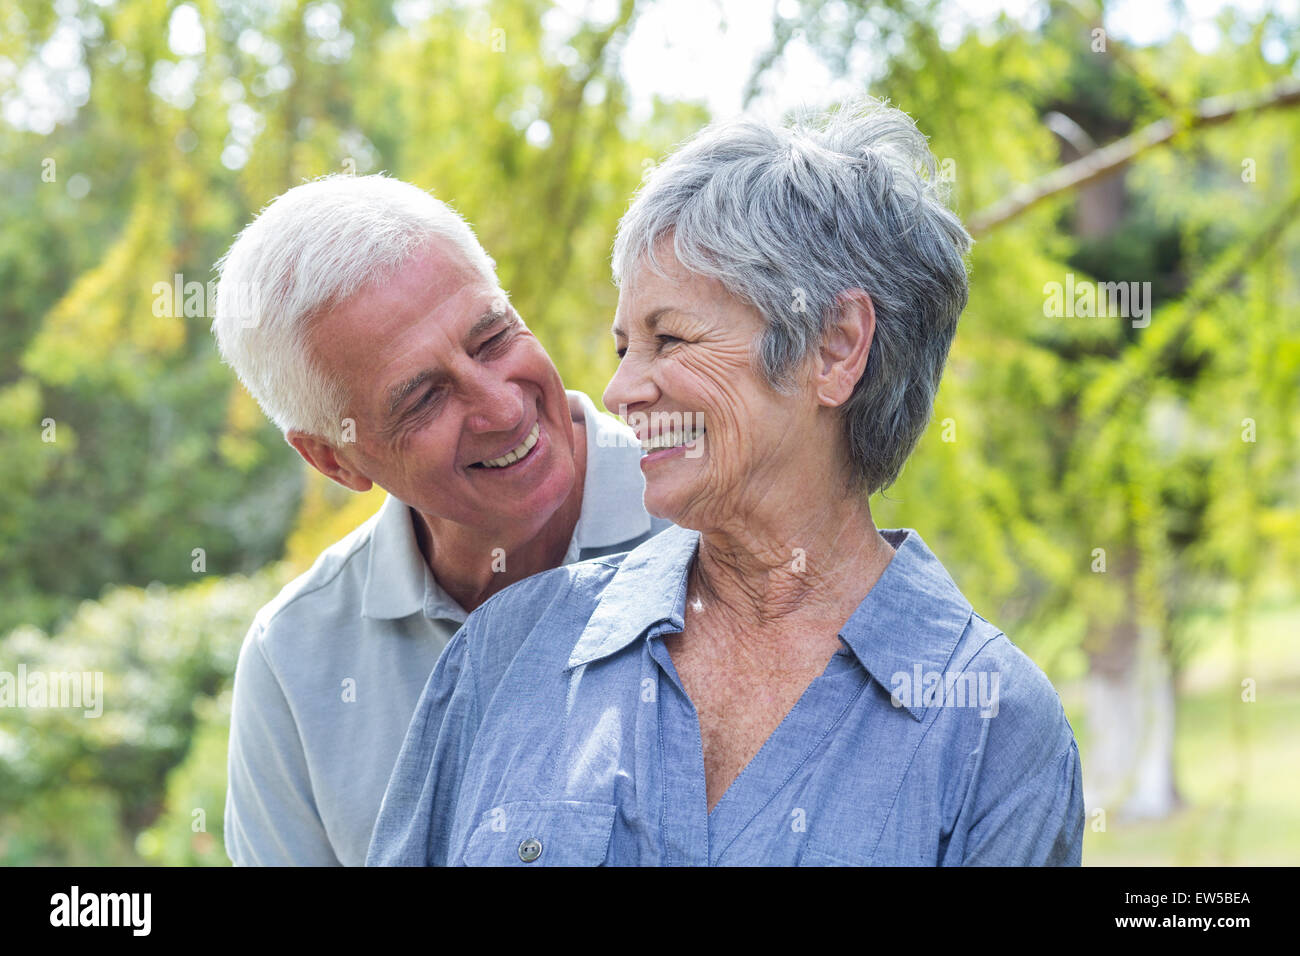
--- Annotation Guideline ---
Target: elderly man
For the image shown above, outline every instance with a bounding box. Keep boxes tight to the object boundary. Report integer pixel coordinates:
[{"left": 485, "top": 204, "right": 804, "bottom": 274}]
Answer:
[{"left": 213, "top": 173, "right": 670, "bottom": 866}]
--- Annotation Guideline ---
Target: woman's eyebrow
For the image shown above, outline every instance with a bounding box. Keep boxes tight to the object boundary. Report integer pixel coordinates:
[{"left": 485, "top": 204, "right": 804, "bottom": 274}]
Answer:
[{"left": 612, "top": 307, "right": 674, "bottom": 339}]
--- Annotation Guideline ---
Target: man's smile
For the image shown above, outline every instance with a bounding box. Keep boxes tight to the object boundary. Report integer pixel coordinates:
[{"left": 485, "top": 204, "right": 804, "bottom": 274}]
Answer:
[{"left": 470, "top": 421, "right": 541, "bottom": 469}]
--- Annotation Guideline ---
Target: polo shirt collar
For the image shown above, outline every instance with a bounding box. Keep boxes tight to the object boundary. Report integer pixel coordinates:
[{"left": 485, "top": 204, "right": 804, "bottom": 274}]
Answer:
[
  {"left": 567, "top": 524, "right": 974, "bottom": 723},
  {"left": 566, "top": 389, "right": 652, "bottom": 550},
  {"left": 361, "top": 491, "right": 464, "bottom": 623},
  {"left": 363, "top": 389, "right": 652, "bottom": 624}
]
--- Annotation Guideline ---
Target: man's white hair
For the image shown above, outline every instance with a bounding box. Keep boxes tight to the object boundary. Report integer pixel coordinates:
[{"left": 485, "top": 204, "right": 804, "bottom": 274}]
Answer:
[{"left": 212, "top": 173, "right": 498, "bottom": 438}]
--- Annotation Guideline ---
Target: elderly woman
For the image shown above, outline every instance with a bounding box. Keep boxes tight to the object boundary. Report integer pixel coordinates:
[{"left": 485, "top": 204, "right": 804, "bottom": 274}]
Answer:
[{"left": 367, "top": 100, "right": 1084, "bottom": 866}]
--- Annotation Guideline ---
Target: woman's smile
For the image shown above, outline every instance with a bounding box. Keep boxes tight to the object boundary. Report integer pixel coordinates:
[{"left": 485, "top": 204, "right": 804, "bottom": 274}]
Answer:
[{"left": 640, "top": 426, "right": 706, "bottom": 468}]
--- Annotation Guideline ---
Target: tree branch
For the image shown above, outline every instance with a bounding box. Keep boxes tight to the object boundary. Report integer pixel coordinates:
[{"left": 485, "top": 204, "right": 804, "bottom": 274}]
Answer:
[{"left": 967, "top": 78, "right": 1300, "bottom": 236}]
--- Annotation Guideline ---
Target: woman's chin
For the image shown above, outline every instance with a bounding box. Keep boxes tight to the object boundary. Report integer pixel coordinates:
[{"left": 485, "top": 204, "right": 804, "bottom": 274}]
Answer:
[{"left": 642, "top": 486, "right": 689, "bottom": 525}]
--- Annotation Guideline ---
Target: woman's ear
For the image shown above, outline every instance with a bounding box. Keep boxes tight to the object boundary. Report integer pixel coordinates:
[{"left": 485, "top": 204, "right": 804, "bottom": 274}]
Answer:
[
  {"left": 815, "top": 288, "right": 877, "bottom": 408},
  {"left": 287, "top": 431, "right": 374, "bottom": 492}
]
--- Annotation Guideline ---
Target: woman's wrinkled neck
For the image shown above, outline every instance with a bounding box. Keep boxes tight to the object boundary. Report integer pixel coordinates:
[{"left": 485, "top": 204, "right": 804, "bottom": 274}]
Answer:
[{"left": 688, "top": 490, "right": 895, "bottom": 634}]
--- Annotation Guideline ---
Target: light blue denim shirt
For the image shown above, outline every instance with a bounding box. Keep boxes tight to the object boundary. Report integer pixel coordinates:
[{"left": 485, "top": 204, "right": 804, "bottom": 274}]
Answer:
[{"left": 367, "top": 523, "right": 1084, "bottom": 866}]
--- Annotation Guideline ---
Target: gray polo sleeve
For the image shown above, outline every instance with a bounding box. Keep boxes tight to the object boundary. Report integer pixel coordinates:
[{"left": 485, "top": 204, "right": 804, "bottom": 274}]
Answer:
[{"left": 224, "top": 621, "right": 340, "bottom": 866}]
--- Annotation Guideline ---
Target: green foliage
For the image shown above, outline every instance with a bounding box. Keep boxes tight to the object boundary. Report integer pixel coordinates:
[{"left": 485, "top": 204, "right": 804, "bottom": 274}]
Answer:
[
  {"left": 135, "top": 689, "right": 233, "bottom": 866},
  {"left": 0, "top": 567, "right": 286, "bottom": 864}
]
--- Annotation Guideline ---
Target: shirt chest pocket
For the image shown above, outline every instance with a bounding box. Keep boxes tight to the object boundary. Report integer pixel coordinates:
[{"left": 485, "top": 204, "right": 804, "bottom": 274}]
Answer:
[{"left": 461, "top": 801, "right": 617, "bottom": 867}]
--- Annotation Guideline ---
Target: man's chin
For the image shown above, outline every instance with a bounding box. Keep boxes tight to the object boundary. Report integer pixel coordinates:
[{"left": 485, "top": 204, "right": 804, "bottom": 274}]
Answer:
[{"left": 474, "top": 459, "right": 574, "bottom": 526}]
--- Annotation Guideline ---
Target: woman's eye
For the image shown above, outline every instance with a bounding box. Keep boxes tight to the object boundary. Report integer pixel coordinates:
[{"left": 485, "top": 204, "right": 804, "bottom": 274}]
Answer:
[{"left": 613, "top": 335, "right": 683, "bottom": 359}]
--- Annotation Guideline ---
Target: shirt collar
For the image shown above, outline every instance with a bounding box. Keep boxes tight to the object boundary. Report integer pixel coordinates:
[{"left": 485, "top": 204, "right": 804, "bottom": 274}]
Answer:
[
  {"left": 567, "top": 524, "right": 974, "bottom": 723},
  {"left": 361, "top": 491, "right": 464, "bottom": 623},
  {"left": 363, "top": 389, "right": 652, "bottom": 623},
  {"left": 567, "top": 523, "right": 698, "bottom": 668},
  {"left": 565, "top": 388, "right": 652, "bottom": 550},
  {"left": 837, "top": 528, "right": 975, "bottom": 722}
]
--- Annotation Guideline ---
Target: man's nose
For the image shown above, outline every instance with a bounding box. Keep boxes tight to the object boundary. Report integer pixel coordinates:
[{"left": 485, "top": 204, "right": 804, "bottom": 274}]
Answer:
[
  {"left": 603, "top": 350, "right": 659, "bottom": 425},
  {"left": 463, "top": 373, "right": 525, "bottom": 433}
]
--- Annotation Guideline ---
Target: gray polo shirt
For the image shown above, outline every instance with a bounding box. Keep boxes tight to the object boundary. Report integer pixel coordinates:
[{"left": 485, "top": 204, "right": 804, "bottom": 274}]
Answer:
[{"left": 224, "top": 389, "right": 671, "bottom": 865}]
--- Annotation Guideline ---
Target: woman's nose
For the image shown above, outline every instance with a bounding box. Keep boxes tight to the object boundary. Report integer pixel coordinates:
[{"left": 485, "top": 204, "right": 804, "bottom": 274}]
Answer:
[{"left": 603, "top": 350, "right": 658, "bottom": 425}]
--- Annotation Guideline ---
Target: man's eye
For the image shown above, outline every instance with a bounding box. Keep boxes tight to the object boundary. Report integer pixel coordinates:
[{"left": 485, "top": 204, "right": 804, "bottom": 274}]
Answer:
[
  {"left": 656, "top": 334, "right": 682, "bottom": 349},
  {"left": 615, "top": 346, "right": 627, "bottom": 359},
  {"left": 410, "top": 386, "right": 446, "bottom": 417},
  {"left": 479, "top": 329, "right": 510, "bottom": 356}
]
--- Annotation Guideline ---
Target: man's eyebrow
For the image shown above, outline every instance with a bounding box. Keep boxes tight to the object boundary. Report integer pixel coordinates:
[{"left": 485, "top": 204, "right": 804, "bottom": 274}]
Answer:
[
  {"left": 386, "top": 369, "right": 440, "bottom": 420},
  {"left": 464, "top": 302, "right": 510, "bottom": 343},
  {"left": 612, "top": 307, "right": 672, "bottom": 339}
]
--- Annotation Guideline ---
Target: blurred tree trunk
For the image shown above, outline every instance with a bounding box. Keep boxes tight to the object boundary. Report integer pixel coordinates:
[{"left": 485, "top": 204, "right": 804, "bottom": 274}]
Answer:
[{"left": 1083, "top": 547, "right": 1182, "bottom": 820}]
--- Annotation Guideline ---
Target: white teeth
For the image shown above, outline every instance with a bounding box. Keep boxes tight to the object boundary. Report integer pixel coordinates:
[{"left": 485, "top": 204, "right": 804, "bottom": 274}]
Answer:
[
  {"left": 477, "top": 423, "right": 540, "bottom": 469},
  {"left": 641, "top": 426, "right": 705, "bottom": 453}
]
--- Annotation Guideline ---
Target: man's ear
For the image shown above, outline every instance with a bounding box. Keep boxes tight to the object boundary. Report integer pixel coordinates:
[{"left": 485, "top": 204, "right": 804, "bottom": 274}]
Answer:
[
  {"left": 287, "top": 431, "right": 374, "bottom": 492},
  {"left": 814, "top": 288, "right": 877, "bottom": 408}
]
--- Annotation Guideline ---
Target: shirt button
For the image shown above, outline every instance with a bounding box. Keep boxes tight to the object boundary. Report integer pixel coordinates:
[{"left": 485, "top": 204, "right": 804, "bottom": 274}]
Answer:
[{"left": 518, "top": 838, "right": 543, "bottom": 863}]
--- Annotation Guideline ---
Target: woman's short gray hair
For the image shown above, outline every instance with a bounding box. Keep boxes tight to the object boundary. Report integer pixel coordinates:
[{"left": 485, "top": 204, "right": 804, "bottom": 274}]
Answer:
[
  {"left": 612, "top": 99, "right": 972, "bottom": 495},
  {"left": 212, "top": 173, "right": 497, "bottom": 438}
]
